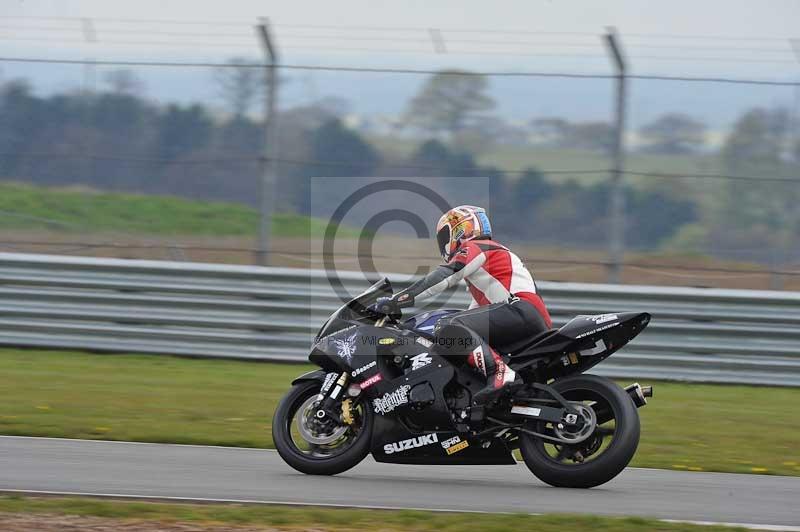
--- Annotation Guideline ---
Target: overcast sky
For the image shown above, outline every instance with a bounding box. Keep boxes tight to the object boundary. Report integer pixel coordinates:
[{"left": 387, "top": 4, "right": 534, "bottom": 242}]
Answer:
[
  {"left": 2, "top": 0, "right": 799, "bottom": 126},
  {"left": 5, "top": 0, "right": 800, "bottom": 42}
]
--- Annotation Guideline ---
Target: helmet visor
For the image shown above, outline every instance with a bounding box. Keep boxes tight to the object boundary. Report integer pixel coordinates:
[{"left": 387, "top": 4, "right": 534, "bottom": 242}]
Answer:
[{"left": 436, "top": 226, "right": 451, "bottom": 260}]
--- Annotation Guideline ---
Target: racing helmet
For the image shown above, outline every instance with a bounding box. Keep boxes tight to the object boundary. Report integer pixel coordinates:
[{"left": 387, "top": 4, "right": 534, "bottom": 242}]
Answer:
[{"left": 435, "top": 205, "right": 492, "bottom": 261}]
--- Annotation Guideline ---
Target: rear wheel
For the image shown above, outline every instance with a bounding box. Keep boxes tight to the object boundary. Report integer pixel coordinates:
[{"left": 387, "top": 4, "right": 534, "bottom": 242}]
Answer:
[
  {"left": 519, "top": 374, "right": 639, "bottom": 488},
  {"left": 272, "top": 380, "right": 372, "bottom": 475}
]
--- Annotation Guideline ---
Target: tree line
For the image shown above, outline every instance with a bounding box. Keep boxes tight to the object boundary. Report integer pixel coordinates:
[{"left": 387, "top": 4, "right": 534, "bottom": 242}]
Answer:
[{"left": 0, "top": 69, "right": 797, "bottom": 259}]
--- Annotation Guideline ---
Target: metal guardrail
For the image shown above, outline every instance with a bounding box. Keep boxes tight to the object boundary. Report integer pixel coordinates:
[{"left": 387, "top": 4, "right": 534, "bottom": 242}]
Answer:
[{"left": 0, "top": 252, "right": 798, "bottom": 386}]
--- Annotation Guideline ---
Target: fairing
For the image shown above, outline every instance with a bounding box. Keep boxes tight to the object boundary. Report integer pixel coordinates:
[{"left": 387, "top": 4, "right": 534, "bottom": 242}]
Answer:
[
  {"left": 299, "top": 279, "right": 649, "bottom": 466},
  {"left": 510, "top": 311, "right": 651, "bottom": 375}
]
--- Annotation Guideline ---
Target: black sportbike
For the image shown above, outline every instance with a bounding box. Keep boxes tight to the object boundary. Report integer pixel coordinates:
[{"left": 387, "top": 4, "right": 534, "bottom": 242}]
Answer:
[{"left": 273, "top": 278, "right": 652, "bottom": 488}]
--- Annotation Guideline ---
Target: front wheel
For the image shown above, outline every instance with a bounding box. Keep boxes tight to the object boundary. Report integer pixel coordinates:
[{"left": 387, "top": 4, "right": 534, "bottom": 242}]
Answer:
[
  {"left": 519, "top": 374, "right": 640, "bottom": 488},
  {"left": 272, "top": 380, "right": 373, "bottom": 475}
]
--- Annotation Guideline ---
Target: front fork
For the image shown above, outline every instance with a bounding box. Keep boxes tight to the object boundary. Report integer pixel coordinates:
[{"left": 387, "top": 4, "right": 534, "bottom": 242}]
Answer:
[{"left": 314, "top": 372, "right": 350, "bottom": 422}]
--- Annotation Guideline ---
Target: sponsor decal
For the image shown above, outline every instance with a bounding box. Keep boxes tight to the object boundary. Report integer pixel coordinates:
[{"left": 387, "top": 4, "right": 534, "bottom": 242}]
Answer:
[
  {"left": 472, "top": 345, "right": 486, "bottom": 376},
  {"left": 410, "top": 352, "right": 432, "bottom": 371},
  {"left": 378, "top": 337, "right": 395, "bottom": 345},
  {"left": 352, "top": 360, "right": 376, "bottom": 377},
  {"left": 446, "top": 440, "right": 469, "bottom": 455},
  {"left": 587, "top": 313, "right": 618, "bottom": 325},
  {"left": 321, "top": 372, "right": 337, "bottom": 393},
  {"left": 334, "top": 333, "right": 358, "bottom": 362},
  {"left": 383, "top": 433, "right": 439, "bottom": 455},
  {"left": 452, "top": 223, "right": 467, "bottom": 242},
  {"left": 396, "top": 293, "right": 411, "bottom": 303},
  {"left": 416, "top": 337, "right": 434, "bottom": 348},
  {"left": 575, "top": 322, "right": 617, "bottom": 339},
  {"left": 510, "top": 405, "right": 542, "bottom": 417},
  {"left": 440, "top": 436, "right": 461, "bottom": 449},
  {"left": 359, "top": 373, "right": 382, "bottom": 389},
  {"left": 373, "top": 384, "right": 411, "bottom": 415},
  {"left": 493, "top": 365, "right": 515, "bottom": 388},
  {"left": 494, "top": 368, "right": 506, "bottom": 388}
]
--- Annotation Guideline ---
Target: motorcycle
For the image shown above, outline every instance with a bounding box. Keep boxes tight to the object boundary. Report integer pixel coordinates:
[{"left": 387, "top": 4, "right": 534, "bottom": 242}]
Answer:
[{"left": 272, "top": 278, "right": 653, "bottom": 488}]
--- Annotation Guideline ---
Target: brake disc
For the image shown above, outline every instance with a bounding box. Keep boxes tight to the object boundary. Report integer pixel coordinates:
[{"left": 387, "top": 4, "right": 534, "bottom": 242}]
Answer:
[{"left": 296, "top": 395, "right": 348, "bottom": 445}]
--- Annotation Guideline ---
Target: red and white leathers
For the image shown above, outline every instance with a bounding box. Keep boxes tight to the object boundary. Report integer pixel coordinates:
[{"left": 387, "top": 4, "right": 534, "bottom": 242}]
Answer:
[
  {"left": 396, "top": 239, "right": 552, "bottom": 328},
  {"left": 394, "top": 238, "right": 552, "bottom": 398}
]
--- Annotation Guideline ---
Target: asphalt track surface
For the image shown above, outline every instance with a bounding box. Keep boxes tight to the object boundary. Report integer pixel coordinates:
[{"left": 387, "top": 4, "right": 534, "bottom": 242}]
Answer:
[{"left": 1, "top": 436, "right": 798, "bottom": 530}]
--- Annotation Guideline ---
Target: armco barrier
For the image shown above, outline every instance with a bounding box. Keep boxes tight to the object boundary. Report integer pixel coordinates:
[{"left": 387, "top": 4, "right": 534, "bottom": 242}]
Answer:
[{"left": 0, "top": 252, "right": 798, "bottom": 386}]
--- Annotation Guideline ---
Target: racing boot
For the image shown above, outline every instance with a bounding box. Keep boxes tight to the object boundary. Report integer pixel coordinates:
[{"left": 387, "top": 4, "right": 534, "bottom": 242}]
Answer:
[{"left": 468, "top": 344, "right": 521, "bottom": 407}]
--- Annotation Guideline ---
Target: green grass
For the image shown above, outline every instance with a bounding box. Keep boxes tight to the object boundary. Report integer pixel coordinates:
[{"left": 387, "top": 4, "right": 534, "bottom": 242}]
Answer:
[
  {"left": 368, "top": 135, "right": 722, "bottom": 186},
  {"left": 0, "top": 348, "right": 307, "bottom": 447},
  {"left": 1, "top": 348, "right": 798, "bottom": 476},
  {"left": 0, "top": 181, "right": 353, "bottom": 237},
  {"left": 0, "top": 495, "right": 747, "bottom": 531}
]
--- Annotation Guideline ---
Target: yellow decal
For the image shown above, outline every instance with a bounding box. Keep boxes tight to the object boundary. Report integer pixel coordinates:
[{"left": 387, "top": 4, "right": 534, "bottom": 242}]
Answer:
[
  {"left": 378, "top": 338, "right": 395, "bottom": 345},
  {"left": 446, "top": 440, "right": 469, "bottom": 455}
]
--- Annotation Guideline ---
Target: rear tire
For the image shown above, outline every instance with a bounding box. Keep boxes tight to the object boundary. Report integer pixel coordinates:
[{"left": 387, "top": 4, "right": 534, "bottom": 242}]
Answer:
[
  {"left": 272, "top": 380, "right": 373, "bottom": 475},
  {"left": 519, "top": 374, "right": 640, "bottom": 488}
]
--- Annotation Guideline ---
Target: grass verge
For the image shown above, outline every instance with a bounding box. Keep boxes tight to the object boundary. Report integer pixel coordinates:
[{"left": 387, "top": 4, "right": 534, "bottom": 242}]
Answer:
[
  {"left": 0, "top": 495, "right": 748, "bottom": 531},
  {"left": 0, "top": 181, "right": 357, "bottom": 237},
  {"left": 1, "top": 348, "right": 798, "bottom": 476}
]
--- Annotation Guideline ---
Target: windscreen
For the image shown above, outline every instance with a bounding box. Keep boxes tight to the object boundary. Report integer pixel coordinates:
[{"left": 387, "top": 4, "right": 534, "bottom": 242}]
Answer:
[{"left": 314, "top": 277, "right": 393, "bottom": 340}]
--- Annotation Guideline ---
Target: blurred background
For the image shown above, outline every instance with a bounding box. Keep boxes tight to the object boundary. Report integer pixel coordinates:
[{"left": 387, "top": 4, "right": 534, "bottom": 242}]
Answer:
[
  {"left": 1, "top": 0, "right": 799, "bottom": 289},
  {"left": 0, "top": 5, "right": 799, "bottom": 513}
]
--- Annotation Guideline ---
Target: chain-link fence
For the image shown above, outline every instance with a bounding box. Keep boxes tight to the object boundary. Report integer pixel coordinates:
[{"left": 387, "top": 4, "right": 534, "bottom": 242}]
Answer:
[{"left": 1, "top": 17, "right": 799, "bottom": 289}]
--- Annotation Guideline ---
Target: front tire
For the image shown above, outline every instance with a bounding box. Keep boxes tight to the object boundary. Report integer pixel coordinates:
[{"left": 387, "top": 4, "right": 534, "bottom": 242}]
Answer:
[
  {"left": 519, "top": 374, "right": 640, "bottom": 488},
  {"left": 272, "top": 380, "right": 373, "bottom": 475}
]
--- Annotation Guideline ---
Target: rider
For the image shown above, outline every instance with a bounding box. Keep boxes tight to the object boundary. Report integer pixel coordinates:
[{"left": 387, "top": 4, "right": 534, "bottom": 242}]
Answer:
[{"left": 382, "top": 205, "right": 553, "bottom": 406}]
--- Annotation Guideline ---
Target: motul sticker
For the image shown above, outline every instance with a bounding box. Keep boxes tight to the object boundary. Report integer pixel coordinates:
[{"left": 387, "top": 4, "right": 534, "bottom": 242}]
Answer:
[{"left": 359, "top": 373, "right": 382, "bottom": 389}]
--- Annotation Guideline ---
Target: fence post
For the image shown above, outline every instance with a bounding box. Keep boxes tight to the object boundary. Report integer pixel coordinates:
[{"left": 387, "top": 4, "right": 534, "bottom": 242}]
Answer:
[
  {"left": 603, "top": 27, "right": 628, "bottom": 284},
  {"left": 255, "top": 18, "right": 279, "bottom": 266}
]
